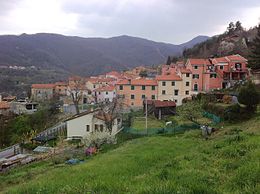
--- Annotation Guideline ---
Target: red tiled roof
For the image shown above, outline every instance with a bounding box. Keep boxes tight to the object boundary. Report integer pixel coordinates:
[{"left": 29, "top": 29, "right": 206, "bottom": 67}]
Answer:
[
  {"left": 55, "top": 82, "right": 67, "bottom": 86},
  {"left": 131, "top": 78, "right": 157, "bottom": 86},
  {"left": 179, "top": 68, "right": 192, "bottom": 74},
  {"left": 226, "top": 54, "right": 247, "bottom": 62},
  {"left": 156, "top": 74, "right": 182, "bottom": 81},
  {"left": 0, "top": 101, "right": 10, "bottom": 109},
  {"left": 116, "top": 79, "right": 130, "bottom": 85},
  {"left": 86, "top": 77, "right": 115, "bottom": 83},
  {"left": 106, "top": 71, "right": 121, "bottom": 77},
  {"left": 188, "top": 59, "right": 211, "bottom": 65},
  {"left": 146, "top": 100, "right": 176, "bottom": 108},
  {"left": 32, "top": 84, "right": 55, "bottom": 89},
  {"left": 94, "top": 85, "right": 115, "bottom": 92}
]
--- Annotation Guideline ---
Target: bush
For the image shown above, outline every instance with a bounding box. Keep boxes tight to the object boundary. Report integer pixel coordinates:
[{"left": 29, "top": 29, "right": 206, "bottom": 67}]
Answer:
[{"left": 238, "top": 81, "right": 260, "bottom": 112}]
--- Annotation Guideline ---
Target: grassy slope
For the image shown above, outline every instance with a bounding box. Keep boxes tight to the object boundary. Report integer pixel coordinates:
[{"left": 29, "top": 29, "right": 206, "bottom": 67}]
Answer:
[{"left": 1, "top": 121, "right": 260, "bottom": 194}]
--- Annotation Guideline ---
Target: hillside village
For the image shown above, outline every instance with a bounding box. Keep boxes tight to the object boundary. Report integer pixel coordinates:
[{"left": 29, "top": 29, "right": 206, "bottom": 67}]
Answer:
[{"left": 0, "top": 14, "right": 260, "bottom": 193}]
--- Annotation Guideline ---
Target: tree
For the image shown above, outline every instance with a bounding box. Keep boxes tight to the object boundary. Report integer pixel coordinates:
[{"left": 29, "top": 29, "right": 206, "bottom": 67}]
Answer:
[
  {"left": 166, "top": 56, "right": 171, "bottom": 65},
  {"left": 238, "top": 81, "right": 260, "bottom": 112},
  {"left": 68, "top": 77, "right": 85, "bottom": 115},
  {"left": 248, "top": 24, "right": 260, "bottom": 70},
  {"left": 227, "top": 22, "right": 235, "bottom": 35},
  {"left": 235, "top": 21, "right": 243, "bottom": 32}
]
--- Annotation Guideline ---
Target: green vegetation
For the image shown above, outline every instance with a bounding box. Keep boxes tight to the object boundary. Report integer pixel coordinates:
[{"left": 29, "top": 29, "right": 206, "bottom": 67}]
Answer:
[
  {"left": 0, "top": 102, "right": 60, "bottom": 148},
  {"left": 1, "top": 101, "right": 259, "bottom": 193},
  {"left": 248, "top": 23, "right": 260, "bottom": 70},
  {"left": 1, "top": 123, "right": 259, "bottom": 193},
  {"left": 132, "top": 116, "right": 164, "bottom": 130}
]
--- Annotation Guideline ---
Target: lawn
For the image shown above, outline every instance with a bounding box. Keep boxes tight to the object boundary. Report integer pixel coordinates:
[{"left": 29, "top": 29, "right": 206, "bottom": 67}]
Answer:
[
  {"left": 1, "top": 124, "right": 260, "bottom": 193},
  {"left": 131, "top": 116, "right": 164, "bottom": 130}
]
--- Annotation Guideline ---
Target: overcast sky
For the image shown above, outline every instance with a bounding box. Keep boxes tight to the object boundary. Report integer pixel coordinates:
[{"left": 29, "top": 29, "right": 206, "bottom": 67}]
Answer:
[{"left": 0, "top": 0, "right": 260, "bottom": 44}]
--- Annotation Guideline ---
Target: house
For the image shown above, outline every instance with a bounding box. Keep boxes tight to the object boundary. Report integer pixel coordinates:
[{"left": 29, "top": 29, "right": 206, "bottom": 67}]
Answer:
[
  {"left": 66, "top": 109, "right": 122, "bottom": 140},
  {"left": 94, "top": 85, "right": 116, "bottom": 103},
  {"left": 116, "top": 78, "right": 158, "bottom": 108},
  {"left": 156, "top": 73, "right": 191, "bottom": 106},
  {"left": 185, "top": 54, "right": 248, "bottom": 92},
  {"left": 0, "top": 101, "right": 10, "bottom": 115},
  {"left": 55, "top": 82, "right": 68, "bottom": 96},
  {"left": 31, "top": 84, "right": 55, "bottom": 101},
  {"left": 144, "top": 100, "right": 176, "bottom": 120}
]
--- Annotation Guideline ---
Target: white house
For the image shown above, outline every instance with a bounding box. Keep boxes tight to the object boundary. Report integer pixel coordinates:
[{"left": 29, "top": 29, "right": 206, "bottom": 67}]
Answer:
[
  {"left": 66, "top": 109, "right": 122, "bottom": 140},
  {"left": 94, "top": 85, "right": 116, "bottom": 103}
]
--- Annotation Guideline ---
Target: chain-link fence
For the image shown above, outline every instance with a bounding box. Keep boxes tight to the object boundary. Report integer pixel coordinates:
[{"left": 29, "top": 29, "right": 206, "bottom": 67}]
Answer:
[{"left": 123, "top": 123, "right": 200, "bottom": 135}]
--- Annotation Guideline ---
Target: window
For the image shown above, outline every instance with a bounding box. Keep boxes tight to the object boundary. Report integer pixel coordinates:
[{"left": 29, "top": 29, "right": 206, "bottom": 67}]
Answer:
[
  {"left": 162, "top": 81, "right": 166, "bottom": 86},
  {"left": 151, "top": 95, "right": 155, "bottom": 99},
  {"left": 131, "top": 94, "right": 135, "bottom": 99},
  {"left": 93, "top": 85, "right": 96, "bottom": 88},
  {"left": 175, "top": 99, "right": 178, "bottom": 103},
  {"left": 185, "top": 91, "right": 189, "bottom": 95},
  {"left": 174, "top": 90, "right": 179, "bottom": 96},
  {"left": 88, "top": 91, "right": 91, "bottom": 95},
  {"left": 210, "top": 74, "right": 217, "bottom": 78},
  {"left": 94, "top": 124, "right": 99, "bottom": 131},
  {"left": 86, "top": 125, "right": 90, "bottom": 132},
  {"left": 186, "top": 73, "right": 190, "bottom": 77},
  {"left": 100, "top": 125, "right": 104, "bottom": 132},
  {"left": 235, "top": 63, "right": 241, "bottom": 69},
  {"left": 194, "top": 65, "right": 198, "bottom": 69},
  {"left": 119, "top": 85, "right": 123, "bottom": 90},
  {"left": 142, "top": 85, "right": 146, "bottom": 90},
  {"left": 151, "top": 86, "right": 155, "bottom": 90},
  {"left": 99, "top": 92, "right": 101, "bottom": 95},
  {"left": 142, "top": 95, "right": 146, "bottom": 99},
  {"left": 131, "top": 85, "right": 135, "bottom": 90},
  {"left": 220, "top": 65, "right": 224, "bottom": 70},
  {"left": 162, "top": 90, "right": 166, "bottom": 95},
  {"left": 186, "top": 82, "right": 190, "bottom": 86},
  {"left": 172, "top": 81, "right": 175, "bottom": 86},
  {"left": 131, "top": 102, "right": 134, "bottom": 106},
  {"left": 194, "top": 84, "right": 198, "bottom": 91},
  {"left": 192, "top": 74, "right": 199, "bottom": 79},
  {"left": 106, "top": 92, "right": 108, "bottom": 95}
]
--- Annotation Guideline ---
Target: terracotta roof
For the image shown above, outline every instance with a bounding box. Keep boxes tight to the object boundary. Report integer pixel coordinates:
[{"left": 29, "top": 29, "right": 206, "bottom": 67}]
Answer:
[
  {"left": 226, "top": 54, "right": 247, "bottom": 62},
  {"left": 0, "top": 101, "right": 10, "bottom": 109},
  {"left": 131, "top": 78, "right": 157, "bottom": 86},
  {"left": 179, "top": 68, "right": 192, "bottom": 74},
  {"left": 94, "top": 85, "right": 115, "bottom": 92},
  {"left": 106, "top": 71, "right": 121, "bottom": 77},
  {"left": 188, "top": 59, "right": 211, "bottom": 65},
  {"left": 55, "top": 82, "right": 67, "bottom": 86},
  {"left": 156, "top": 74, "right": 182, "bottom": 81},
  {"left": 86, "top": 77, "right": 115, "bottom": 83},
  {"left": 65, "top": 109, "right": 100, "bottom": 121},
  {"left": 94, "top": 112, "right": 116, "bottom": 122},
  {"left": 116, "top": 79, "right": 130, "bottom": 85},
  {"left": 146, "top": 100, "right": 176, "bottom": 108},
  {"left": 32, "top": 84, "right": 55, "bottom": 89}
]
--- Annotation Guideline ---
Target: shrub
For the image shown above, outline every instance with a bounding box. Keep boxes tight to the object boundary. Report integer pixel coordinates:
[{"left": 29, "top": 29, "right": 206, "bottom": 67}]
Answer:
[{"left": 238, "top": 81, "right": 260, "bottom": 112}]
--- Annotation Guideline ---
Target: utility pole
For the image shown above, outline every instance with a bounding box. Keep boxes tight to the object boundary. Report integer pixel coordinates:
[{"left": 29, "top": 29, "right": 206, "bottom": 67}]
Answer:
[{"left": 145, "top": 97, "right": 148, "bottom": 135}]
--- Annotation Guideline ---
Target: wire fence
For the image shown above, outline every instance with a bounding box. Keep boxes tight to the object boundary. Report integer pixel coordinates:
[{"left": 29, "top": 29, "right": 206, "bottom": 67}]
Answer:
[{"left": 123, "top": 123, "right": 200, "bottom": 135}]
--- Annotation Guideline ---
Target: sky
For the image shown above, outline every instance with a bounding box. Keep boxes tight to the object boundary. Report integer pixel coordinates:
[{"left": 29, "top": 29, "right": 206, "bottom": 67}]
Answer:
[{"left": 0, "top": 0, "right": 260, "bottom": 44}]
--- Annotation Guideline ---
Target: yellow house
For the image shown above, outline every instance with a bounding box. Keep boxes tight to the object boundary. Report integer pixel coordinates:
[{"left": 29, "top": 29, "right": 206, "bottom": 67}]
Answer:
[{"left": 156, "top": 71, "right": 192, "bottom": 106}]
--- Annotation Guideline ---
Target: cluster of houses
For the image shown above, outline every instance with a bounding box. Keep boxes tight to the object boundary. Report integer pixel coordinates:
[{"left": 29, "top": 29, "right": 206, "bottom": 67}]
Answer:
[{"left": 30, "top": 54, "right": 249, "bottom": 109}]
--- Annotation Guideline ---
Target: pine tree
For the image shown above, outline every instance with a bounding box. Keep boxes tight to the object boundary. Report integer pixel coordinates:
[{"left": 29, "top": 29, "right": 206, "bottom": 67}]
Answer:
[
  {"left": 227, "top": 22, "right": 235, "bottom": 35},
  {"left": 248, "top": 24, "right": 260, "bottom": 70},
  {"left": 166, "top": 56, "right": 171, "bottom": 65},
  {"left": 235, "top": 21, "right": 243, "bottom": 32}
]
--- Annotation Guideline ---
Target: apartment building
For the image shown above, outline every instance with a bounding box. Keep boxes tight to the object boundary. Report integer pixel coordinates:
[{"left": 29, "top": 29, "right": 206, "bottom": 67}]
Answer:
[{"left": 116, "top": 78, "right": 158, "bottom": 108}]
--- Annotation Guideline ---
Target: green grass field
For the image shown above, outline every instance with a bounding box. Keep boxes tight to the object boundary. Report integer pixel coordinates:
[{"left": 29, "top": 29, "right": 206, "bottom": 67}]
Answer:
[
  {"left": 1, "top": 121, "right": 259, "bottom": 194},
  {"left": 1, "top": 102, "right": 260, "bottom": 194}
]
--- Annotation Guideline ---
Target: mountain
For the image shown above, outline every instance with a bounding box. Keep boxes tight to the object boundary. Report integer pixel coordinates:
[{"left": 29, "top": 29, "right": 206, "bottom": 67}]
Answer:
[
  {"left": 0, "top": 33, "right": 209, "bottom": 95},
  {"left": 0, "top": 33, "right": 209, "bottom": 76},
  {"left": 183, "top": 27, "right": 258, "bottom": 58},
  {"left": 179, "top": 35, "right": 210, "bottom": 48}
]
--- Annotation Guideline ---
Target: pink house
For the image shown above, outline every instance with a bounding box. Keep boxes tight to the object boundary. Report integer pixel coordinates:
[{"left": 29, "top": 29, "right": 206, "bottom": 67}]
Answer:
[{"left": 185, "top": 54, "right": 248, "bottom": 92}]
